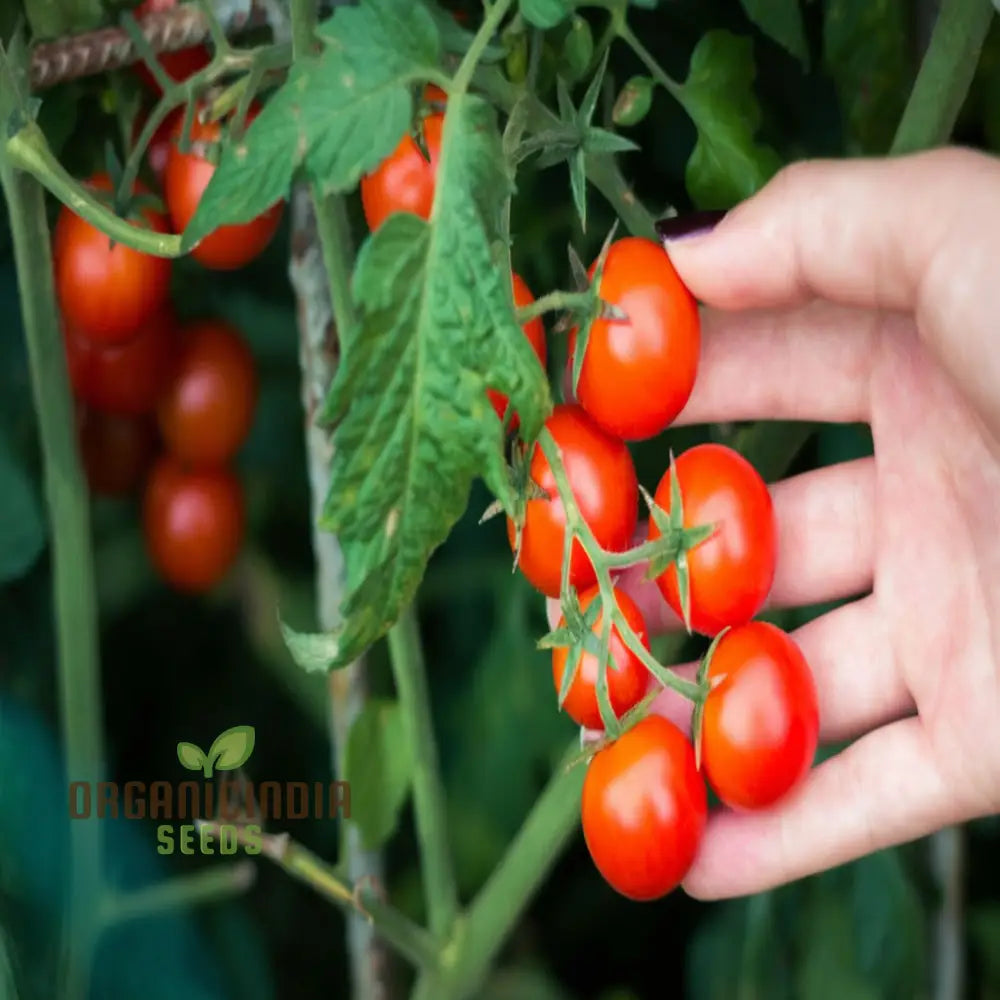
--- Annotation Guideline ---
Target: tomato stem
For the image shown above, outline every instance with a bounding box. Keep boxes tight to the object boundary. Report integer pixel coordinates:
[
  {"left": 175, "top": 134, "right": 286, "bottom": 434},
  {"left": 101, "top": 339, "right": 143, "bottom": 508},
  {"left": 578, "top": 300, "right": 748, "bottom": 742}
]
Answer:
[
  {"left": 516, "top": 287, "right": 593, "bottom": 323},
  {"left": 452, "top": 0, "right": 514, "bottom": 95},
  {"left": 1, "top": 133, "right": 105, "bottom": 1000}
]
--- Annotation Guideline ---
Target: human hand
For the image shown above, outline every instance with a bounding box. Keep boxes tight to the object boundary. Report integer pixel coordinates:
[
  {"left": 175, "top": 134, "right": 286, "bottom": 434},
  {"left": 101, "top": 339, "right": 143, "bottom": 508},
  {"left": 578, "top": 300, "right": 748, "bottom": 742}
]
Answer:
[{"left": 556, "top": 148, "right": 1000, "bottom": 900}]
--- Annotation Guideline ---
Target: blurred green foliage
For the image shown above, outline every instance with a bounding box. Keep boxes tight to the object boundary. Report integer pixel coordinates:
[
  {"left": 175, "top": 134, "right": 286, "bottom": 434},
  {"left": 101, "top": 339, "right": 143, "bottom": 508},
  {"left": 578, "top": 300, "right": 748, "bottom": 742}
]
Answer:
[{"left": 2, "top": 0, "right": 1000, "bottom": 997}]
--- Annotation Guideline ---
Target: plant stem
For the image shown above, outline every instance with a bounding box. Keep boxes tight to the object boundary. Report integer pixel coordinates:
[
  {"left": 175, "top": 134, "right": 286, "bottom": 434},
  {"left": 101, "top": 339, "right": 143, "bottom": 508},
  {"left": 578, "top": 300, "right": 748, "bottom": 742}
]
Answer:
[
  {"left": 452, "top": 0, "right": 513, "bottom": 93},
  {"left": 516, "top": 288, "right": 593, "bottom": 322},
  {"left": 615, "top": 21, "right": 684, "bottom": 101},
  {"left": 290, "top": 0, "right": 318, "bottom": 59},
  {"left": 1, "top": 151, "right": 105, "bottom": 1000},
  {"left": 447, "top": 746, "right": 585, "bottom": 997},
  {"left": 5, "top": 122, "right": 183, "bottom": 257},
  {"left": 891, "top": 0, "right": 994, "bottom": 154},
  {"left": 386, "top": 607, "right": 459, "bottom": 941},
  {"left": 100, "top": 863, "right": 256, "bottom": 928},
  {"left": 584, "top": 152, "right": 656, "bottom": 238}
]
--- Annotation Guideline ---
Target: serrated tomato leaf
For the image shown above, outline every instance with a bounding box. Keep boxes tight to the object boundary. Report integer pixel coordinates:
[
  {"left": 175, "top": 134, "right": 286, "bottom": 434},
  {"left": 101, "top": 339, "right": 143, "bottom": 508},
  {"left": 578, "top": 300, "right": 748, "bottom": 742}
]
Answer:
[
  {"left": 181, "top": 0, "right": 441, "bottom": 249},
  {"left": 679, "top": 30, "right": 782, "bottom": 209},
  {"left": 317, "top": 97, "right": 552, "bottom": 670},
  {"left": 739, "top": 0, "right": 808, "bottom": 65}
]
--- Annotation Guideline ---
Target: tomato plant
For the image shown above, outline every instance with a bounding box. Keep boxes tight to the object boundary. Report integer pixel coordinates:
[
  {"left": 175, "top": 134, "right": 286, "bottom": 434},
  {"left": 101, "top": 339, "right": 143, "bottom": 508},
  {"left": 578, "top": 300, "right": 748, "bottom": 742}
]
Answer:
[
  {"left": 52, "top": 175, "right": 172, "bottom": 344},
  {"left": 582, "top": 715, "right": 707, "bottom": 901},
  {"left": 360, "top": 112, "right": 444, "bottom": 231},
  {"left": 131, "top": 0, "right": 212, "bottom": 93},
  {"left": 157, "top": 318, "right": 257, "bottom": 466},
  {"left": 487, "top": 272, "right": 547, "bottom": 429},
  {"left": 77, "top": 409, "right": 157, "bottom": 496},
  {"left": 133, "top": 106, "right": 184, "bottom": 185},
  {"left": 64, "top": 307, "right": 177, "bottom": 415},
  {"left": 701, "top": 621, "right": 820, "bottom": 810},
  {"left": 165, "top": 106, "right": 284, "bottom": 270},
  {"left": 507, "top": 404, "right": 637, "bottom": 599},
  {"left": 143, "top": 455, "right": 245, "bottom": 592},
  {"left": 570, "top": 237, "right": 700, "bottom": 441},
  {"left": 551, "top": 585, "right": 649, "bottom": 730},
  {"left": 649, "top": 443, "right": 777, "bottom": 635}
]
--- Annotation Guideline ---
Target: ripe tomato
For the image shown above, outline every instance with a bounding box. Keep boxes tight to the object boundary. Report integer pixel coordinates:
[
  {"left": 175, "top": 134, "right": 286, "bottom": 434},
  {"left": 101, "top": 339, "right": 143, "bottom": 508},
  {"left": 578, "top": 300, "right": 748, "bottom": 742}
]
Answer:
[
  {"left": 165, "top": 105, "right": 284, "bottom": 270},
  {"left": 133, "top": 106, "right": 183, "bottom": 186},
  {"left": 649, "top": 443, "right": 776, "bottom": 636},
  {"left": 488, "top": 272, "right": 547, "bottom": 430},
  {"left": 701, "top": 622, "right": 819, "bottom": 810},
  {"left": 131, "top": 0, "right": 211, "bottom": 94},
  {"left": 64, "top": 308, "right": 177, "bottom": 416},
  {"left": 143, "top": 455, "right": 245, "bottom": 592},
  {"left": 78, "top": 409, "right": 157, "bottom": 496},
  {"left": 582, "top": 715, "right": 706, "bottom": 901},
  {"left": 53, "top": 174, "right": 172, "bottom": 345},
  {"left": 552, "top": 585, "right": 649, "bottom": 730},
  {"left": 157, "top": 319, "right": 256, "bottom": 466},
  {"left": 570, "top": 237, "right": 700, "bottom": 441},
  {"left": 507, "top": 404, "right": 637, "bottom": 599},
  {"left": 360, "top": 113, "right": 444, "bottom": 232}
]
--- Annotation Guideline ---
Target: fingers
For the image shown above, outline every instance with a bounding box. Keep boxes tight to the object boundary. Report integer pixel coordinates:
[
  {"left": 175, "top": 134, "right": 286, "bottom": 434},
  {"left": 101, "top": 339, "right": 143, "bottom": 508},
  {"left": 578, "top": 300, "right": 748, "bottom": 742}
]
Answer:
[
  {"left": 683, "top": 717, "right": 957, "bottom": 899},
  {"left": 662, "top": 148, "right": 1000, "bottom": 316},
  {"left": 674, "top": 302, "right": 891, "bottom": 426}
]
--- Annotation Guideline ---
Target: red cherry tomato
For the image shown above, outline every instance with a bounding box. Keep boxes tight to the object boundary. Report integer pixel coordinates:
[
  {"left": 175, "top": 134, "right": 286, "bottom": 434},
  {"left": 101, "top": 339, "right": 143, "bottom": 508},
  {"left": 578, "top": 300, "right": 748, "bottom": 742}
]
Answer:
[
  {"left": 701, "top": 622, "right": 819, "bottom": 810},
  {"left": 64, "top": 308, "right": 177, "bottom": 416},
  {"left": 157, "top": 319, "right": 256, "bottom": 467},
  {"left": 143, "top": 455, "right": 245, "bottom": 592},
  {"left": 360, "top": 113, "right": 444, "bottom": 232},
  {"left": 164, "top": 105, "right": 284, "bottom": 270},
  {"left": 506, "top": 404, "right": 637, "bottom": 598},
  {"left": 648, "top": 443, "right": 776, "bottom": 636},
  {"left": 570, "top": 237, "right": 700, "bottom": 441},
  {"left": 487, "top": 272, "right": 547, "bottom": 430},
  {"left": 53, "top": 174, "right": 172, "bottom": 345},
  {"left": 131, "top": 0, "right": 211, "bottom": 94},
  {"left": 582, "top": 715, "right": 707, "bottom": 901},
  {"left": 78, "top": 409, "right": 157, "bottom": 496},
  {"left": 552, "top": 585, "right": 649, "bottom": 730}
]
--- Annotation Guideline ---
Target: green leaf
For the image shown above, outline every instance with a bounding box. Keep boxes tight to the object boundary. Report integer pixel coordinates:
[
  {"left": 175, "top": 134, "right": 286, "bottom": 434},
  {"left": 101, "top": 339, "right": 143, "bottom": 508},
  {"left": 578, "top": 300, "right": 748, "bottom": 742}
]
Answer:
[
  {"left": 208, "top": 725, "right": 256, "bottom": 771},
  {"left": 739, "top": 0, "right": 809, "bottom": 64},
  {"left": 318, "top": 97, "right": 551, "bottom": 669},
  {"left": 0, "top": 435, "right": 44, "bottom": 584},
  {"left": 568, "top": 150, "right": 587, "bottom": 230},
  {"left": 176, "top": 741, "right": 207, "bottom": 772},
  {"left": 520, "top": 0, "right": 573, "bottom": 30},
  {"left": 280, "top": 620, "right": 345, "bottom": 673},
  {"left": 679, "top": 30, "right": 783, "bottom": 209},
  {"left": 823, "top": 0, "right": 909, "bottom": 153},
  {"left": 344, "top": 699, "right": 413, "bottom": 849},
  {"left": 583, "top": 128, "right": 640, "bottom": 155},
  {"left": 182, "top": 0, "right": 441, "bottom": 248}
]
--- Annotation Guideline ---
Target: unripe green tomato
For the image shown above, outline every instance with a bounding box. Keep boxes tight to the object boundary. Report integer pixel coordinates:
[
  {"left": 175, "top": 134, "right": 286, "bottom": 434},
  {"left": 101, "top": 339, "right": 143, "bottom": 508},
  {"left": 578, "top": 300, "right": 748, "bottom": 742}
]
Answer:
[
  {"left": 559, "top": 16, "right": 594, "bottom": 83},
  {"left": 505, "top": 32, "right": 528, "bottom": 83},
  {"left": 613, "top": 75, "right": 655, "bottom": 126}
]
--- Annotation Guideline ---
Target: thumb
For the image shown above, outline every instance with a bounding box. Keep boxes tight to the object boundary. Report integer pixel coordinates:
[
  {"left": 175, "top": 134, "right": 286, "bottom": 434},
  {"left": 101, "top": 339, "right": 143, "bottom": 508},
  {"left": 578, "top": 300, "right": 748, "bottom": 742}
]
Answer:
[{"left": 657, "top": 148, "right": 1000, "bottom": 316}]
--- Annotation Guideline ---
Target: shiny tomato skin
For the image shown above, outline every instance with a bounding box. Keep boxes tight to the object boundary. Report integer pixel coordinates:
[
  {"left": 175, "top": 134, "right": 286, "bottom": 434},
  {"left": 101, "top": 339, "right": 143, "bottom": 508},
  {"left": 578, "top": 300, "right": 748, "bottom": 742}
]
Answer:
[
  {"left": 64, "top": 308, "right": 177, "bottom": 416},
  {"left": 649, "top": 443, "right": 776, "bottom": 636},
  {"left": 552, "top": 585, "right": 649, "bottom": 730},
  {"left": 571, "top": 237, "right": 700, "bottom": 441},
  {"left": 165, "top": 106, "right": 284, "bottom": 270},
  {"left": 702, "top": 622, "right": 819, "bottom": 810},
  {"left": 360, "top": 113, "right": 444, "bottom": 232},
  {"left": 582, "top": 715, "right": 707, "bottom": 901},
  {"left": 507, "top": 404, "right": 637, "bottom": 598},
  {"left": 143, "top": 455, "right": 245, "bottom": 592},
  {"left": 78, "top": 409, "right": 157, "bottom": 496},
  {"left": 53, "top": 175, "right": 172, "bottom": 345},
  {"left": 487, "top": 272, "right": 547, "bottom": 430},
  {"left": 132, "top": 0, "right": 211, "bottom": 93},
  {"left": 157, "top": 319, "right": 257, "bottom": 466}
]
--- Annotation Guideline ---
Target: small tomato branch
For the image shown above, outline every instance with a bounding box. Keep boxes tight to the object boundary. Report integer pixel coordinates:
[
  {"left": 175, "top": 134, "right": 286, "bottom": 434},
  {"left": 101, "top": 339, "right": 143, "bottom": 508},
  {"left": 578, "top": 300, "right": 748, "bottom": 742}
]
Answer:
[
  {"left": 452, "top": 0, "right": 514, "bottom": 94},
  {"left": 515, "top": 288, "right": 592, "bottom": 323}
]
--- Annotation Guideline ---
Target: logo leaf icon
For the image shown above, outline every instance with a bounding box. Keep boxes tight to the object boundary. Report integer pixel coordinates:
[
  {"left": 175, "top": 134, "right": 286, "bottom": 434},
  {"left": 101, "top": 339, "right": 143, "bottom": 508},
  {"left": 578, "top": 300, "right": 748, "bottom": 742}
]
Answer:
[
  {"left": 177, "top": 741, "right": 207, "bottom": 773},
  {"left": 207, "top": 725, "right": 256, "bottom": 774}
]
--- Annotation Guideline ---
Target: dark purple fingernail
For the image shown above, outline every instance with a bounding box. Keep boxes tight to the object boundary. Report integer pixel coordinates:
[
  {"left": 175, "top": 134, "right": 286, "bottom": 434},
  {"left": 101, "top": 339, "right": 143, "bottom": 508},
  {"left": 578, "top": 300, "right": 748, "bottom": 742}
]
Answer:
[{"left": 655, "top": 209, "right": 727, "bottom": 244}]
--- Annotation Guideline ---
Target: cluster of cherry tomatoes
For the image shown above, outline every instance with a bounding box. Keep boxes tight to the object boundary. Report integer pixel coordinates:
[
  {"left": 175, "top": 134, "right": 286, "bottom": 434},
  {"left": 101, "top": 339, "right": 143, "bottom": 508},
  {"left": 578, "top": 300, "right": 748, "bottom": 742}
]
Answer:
[
  {"left": 53, "top": 24, "right": 286, "bottom": 593},
  {"left": 504, "top": 241, "right": 820, "bottom": 902}
]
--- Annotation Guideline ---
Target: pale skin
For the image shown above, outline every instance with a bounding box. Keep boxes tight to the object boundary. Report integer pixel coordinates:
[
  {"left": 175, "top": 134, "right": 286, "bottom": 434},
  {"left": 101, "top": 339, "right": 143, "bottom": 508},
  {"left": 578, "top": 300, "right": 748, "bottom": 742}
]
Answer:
[{"left": 550, "top": 147, "right": 1000, "bottom": 899}]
